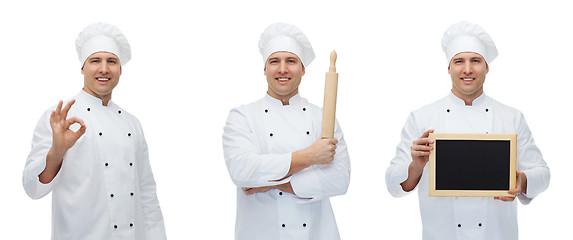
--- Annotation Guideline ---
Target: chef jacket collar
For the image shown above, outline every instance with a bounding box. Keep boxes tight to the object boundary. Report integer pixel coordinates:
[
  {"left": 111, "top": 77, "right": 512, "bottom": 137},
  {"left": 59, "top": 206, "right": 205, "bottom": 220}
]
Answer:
[
  {"left": 79, "top": 89, "right": 115, "bottom": 107},
  {"left": 448, "top": 91, "right": 486, "bottom": 107},
  {"left": 264, "top": 93, "right": 302, "bottom": 107}
]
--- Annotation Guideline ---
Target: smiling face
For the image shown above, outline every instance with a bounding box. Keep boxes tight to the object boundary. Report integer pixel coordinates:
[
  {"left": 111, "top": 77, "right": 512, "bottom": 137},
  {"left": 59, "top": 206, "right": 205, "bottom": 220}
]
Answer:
[
  {"left": 264, "top": 51, "right": 305, "bottom": 105},
  {"left": 448, "top": 52, "right": 489, "bottom": 105},
  {"left": 81, "top": 52, "right": 122, "bottom": 106}
]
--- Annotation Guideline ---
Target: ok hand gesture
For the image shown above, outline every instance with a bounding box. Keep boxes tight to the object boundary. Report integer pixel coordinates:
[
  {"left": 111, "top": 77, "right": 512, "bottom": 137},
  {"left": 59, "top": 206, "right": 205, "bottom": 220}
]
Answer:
[
  {"left": 40, "top": 99, "right": 86, "bottom": 183},
  {"left": 49, "top": 99, "right": 86, "bottom": 156}
]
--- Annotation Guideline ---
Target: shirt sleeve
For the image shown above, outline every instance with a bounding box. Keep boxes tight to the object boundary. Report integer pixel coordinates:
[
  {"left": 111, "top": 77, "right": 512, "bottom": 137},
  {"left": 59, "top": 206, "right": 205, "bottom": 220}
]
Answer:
[
  {"left": 22, "top": 109, "right": 61, "bottom": 199},
  {"left": 223, "top": 108, "right": 292, "bottom": 188},
  {"left": 289, "top": 119, "right": 351, "bottom": 203},
  {"left": 136, "top": 126, "right": 167, "bottom": 240},
  {"left": 385, "top": 112, "right": 419, "bottom": 198},
  {"left": 515, "top": 113, "right": 550, "bottom": 204}
]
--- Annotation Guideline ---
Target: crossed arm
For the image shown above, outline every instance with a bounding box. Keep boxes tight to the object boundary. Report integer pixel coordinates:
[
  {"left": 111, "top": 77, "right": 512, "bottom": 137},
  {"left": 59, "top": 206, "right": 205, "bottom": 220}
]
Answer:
[
  {"left": 223, "top": 108, "right": 349, "bottom": 198},
  {"left": 242, "top": 138, "right": 338, "bottom": 195}
]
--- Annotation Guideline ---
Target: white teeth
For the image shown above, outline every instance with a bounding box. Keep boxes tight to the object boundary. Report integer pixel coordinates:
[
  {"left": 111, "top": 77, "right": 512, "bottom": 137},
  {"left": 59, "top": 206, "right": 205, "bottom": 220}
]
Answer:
[
  {"left": 463, "top": 78, "right": 473, "bottom": 81},
  {"left": 97, "top": 78, "right": 110, "bottom": 81},
  {"left": 278, "top": 78, "right": 289, "bottom": 82}
]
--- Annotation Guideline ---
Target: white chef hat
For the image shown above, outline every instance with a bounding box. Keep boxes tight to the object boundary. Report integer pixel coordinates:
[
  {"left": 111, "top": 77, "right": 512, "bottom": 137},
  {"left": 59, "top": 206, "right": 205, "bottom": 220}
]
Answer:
[
  {"left": 75, "top": 22, "right": 131, "bottom": 67},
  {"left": 258, "top": 22, "right": 315, "bottom": 67},
  {"left": 441, "top": 21, "right": 498, "bottom": 65}
]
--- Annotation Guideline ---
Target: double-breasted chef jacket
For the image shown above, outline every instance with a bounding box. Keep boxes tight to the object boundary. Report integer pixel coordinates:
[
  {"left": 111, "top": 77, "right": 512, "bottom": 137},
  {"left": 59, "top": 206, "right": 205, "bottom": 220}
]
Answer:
[
  {"left": 223, "top": 94, "right": 351, "bottom": 240},
  {"left": 386, "top": 92, "right": 550, "bottom": 240},
  {"left": 23, "top": 90, "right": 167, "bottom": 240}
]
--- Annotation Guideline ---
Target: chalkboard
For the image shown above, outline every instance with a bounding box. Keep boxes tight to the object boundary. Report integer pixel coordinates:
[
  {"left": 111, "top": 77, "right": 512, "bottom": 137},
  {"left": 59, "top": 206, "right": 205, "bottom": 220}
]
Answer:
[{"left": 428, "top": 133, "right": 516, "bottom": 197}]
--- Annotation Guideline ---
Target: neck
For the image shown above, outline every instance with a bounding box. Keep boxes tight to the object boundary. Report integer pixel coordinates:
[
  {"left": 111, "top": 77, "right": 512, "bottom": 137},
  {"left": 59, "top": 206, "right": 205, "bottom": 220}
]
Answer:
[
  {"left": 267, "top": 89, "right": 298, "bottom": 106},
  {"left": 451, "top": 89, "right": 483, "bottom": 106},
  {"left": 82, "top": 87, "right": 112, "bottom": 106}
]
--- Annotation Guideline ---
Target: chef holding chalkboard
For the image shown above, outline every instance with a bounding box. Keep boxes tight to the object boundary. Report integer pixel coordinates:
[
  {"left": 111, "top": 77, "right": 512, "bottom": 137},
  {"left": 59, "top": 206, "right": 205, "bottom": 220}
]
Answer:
[{"left": 385, "top": 21, "right": 550, "bottom": 240}]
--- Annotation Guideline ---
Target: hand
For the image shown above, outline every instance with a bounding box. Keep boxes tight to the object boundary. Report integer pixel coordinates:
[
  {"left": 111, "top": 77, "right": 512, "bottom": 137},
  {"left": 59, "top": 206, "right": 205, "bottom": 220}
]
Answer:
[
  {"left": 495, "top": 171, "right": 527, "bottom": 202},
  {"left": 49, "top": 99, "right": 86, "bottom": 160},
  {"left": 304, "top": 138, "right": 338, "bottom": 165},
  {"left": 242, "top": 182, "right": 294, "bottom": 195},
  {"left": 401, "top": 129, "right": 434, "bottom": 192},
  {"left": 410, "top": 129, "right": 434, "bottom": 169},
  {"left": 242, "top": 186, "right": 273, "bottom": 195},
  {"left": 280, "top": 138, "right": 338, "bottom": 181}
]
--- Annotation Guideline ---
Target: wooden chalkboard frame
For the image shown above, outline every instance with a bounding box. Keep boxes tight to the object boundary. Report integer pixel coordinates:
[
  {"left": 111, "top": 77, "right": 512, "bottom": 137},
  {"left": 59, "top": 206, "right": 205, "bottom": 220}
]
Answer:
[{"left": 429, "top": 133, "right": 517, "bottom": 197}]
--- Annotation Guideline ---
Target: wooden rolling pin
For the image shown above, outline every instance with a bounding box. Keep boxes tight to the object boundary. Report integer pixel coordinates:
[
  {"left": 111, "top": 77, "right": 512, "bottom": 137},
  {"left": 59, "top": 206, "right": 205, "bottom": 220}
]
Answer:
[{"left": 321, "top": 50, "right": 338, "bottom": 138}]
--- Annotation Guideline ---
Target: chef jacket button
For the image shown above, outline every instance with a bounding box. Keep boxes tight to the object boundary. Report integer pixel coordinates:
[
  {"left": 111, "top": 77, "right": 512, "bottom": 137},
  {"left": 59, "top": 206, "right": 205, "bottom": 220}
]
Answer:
[
  {"left": 99, "top": 132, "right": 103, "bottom": 136},
  {"left": 110, "top": 194, "right": 114, "bottom": 198},
  {"left": 114, "top": 225, "right": 118, "bottom": 229},
  {"left": 270, "top": 133, "right": 273, "bottom": 137},
  {"left": 478, "top": 223, "right": 482, "bottom": 227},
  {"left": 303, "top": 107, "right": 306, "bottom": 111},
  {"left": 303, "top": 223, "right": 307, "bottom": 227},
  {"left": 87, "top": 108, "right": 91, "bottom": 111},
  {"left": 105, "top": 163, "right": 108, "bottom": 166},
  {"left": 485, "top": 108, "right": 489, "bottom": 112},
  {"left": 130, "top": 192, "right": 134, "bottom": 196},
  {"left": 128, "top": 133, "right": 132, "bottom": 137},
  {"left": 282, "top": 224, "right": 286, "bottom": 227},
  {"left": 118, "top": 110, "right": 122, "bottom": 114},
  {"left": 265, "top": 109, "right": 268, "bottom": 113},
  {"left": 279, "top": 192, "right": 283, "bottom": 195},
  {"left": 130, "top": 163, "right": 133, "bottom": 166},
  {"left": 447, "top": 109, "right": 450, "bottom": 113},
  {"left": 130, "top": 223, "right": 133, "bottom": 227},
  {"left": 457, "top": 224, "right": 461, "bottom": 227},
  {"left": 306, "top": 131, "right": 310, "bottom": 135}
]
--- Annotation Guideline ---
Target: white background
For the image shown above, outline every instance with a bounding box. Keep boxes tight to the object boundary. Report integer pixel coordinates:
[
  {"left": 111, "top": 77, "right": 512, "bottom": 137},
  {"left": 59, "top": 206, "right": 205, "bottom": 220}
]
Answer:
[{"left": 1, "top": 0, "right": 570, "bottom": 239}]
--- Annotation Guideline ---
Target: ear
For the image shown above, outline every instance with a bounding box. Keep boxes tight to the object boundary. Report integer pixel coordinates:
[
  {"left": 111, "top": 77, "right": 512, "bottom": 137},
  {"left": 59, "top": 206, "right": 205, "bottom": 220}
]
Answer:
[
  {"left": 302, "top": 65, "right": 306, "bottom": 76},
  {"left": 486, "top": 63, "right": 489, "bottom": 74}
]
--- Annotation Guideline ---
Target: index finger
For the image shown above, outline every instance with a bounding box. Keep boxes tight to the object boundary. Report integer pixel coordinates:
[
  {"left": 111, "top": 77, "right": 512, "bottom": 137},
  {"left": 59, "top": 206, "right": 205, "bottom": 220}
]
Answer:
[
  {"left": 53, "top": 100, "right": 64, "bottom": 122},
  {"left": 421, "top": 129, "right": 434, "bottom": 139},
  {"left": 60, "top": 99, "right": 76, "bottom": 120}
]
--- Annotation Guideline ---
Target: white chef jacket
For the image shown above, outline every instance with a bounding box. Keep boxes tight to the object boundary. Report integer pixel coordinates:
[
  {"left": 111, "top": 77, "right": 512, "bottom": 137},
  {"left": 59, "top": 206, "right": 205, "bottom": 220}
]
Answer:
[
  {"left": 223, "top": 94, "right": 351, "bottom": 240},
  {"left": 386, "top": 92, "right": 550, "bottom": 240},
  {"left": 23, "top": 90, "right": 167, "bottom": 240}
]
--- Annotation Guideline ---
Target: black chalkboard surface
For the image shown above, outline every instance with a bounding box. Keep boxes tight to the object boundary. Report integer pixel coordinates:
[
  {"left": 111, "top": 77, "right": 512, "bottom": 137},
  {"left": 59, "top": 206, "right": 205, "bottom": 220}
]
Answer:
[{"left": 429, "top": 133, "right": 517, "bottom": 197}]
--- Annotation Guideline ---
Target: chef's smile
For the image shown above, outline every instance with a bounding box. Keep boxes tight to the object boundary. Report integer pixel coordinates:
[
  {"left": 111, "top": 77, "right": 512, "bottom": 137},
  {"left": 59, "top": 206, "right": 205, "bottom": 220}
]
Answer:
[
  {"left": 277, "top": 77, "right": 290, "bottom": 82},
  {"left": 461, "top": 77, "right": 474, "bottom": 83}
]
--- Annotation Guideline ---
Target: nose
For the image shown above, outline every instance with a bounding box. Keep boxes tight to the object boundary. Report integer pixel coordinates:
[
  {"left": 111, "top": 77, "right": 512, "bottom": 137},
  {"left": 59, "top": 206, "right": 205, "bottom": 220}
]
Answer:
[
  {"left": 463, "top": 62, "right": 472, "bottom": 75},
  {"left": 99, "top": 61, "right": 109, "bottom": 75},
  {"left": 278, "top": 61, "right": 288, "bottom": 74}
]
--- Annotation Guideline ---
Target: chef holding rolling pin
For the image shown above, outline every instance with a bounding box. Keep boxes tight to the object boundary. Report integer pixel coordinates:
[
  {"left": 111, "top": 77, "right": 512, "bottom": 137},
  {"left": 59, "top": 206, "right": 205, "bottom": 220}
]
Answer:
[{"left": 222, "top": 22, "right": 350, "bottom": 240}]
